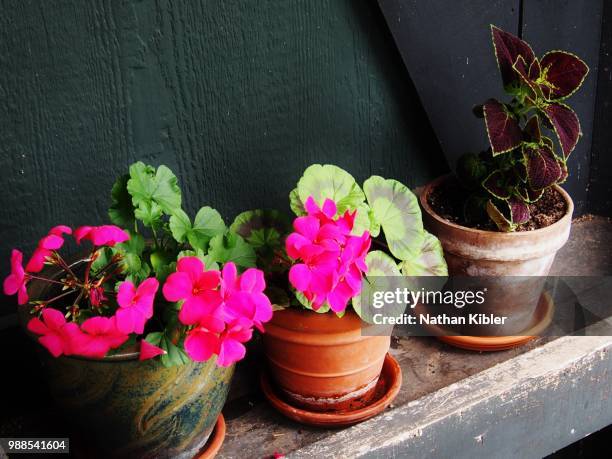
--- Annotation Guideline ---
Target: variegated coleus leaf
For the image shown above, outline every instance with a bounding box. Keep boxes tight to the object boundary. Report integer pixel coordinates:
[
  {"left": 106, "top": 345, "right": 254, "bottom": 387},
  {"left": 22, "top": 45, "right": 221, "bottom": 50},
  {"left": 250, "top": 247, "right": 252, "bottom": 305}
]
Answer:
[
  {"left": 523, "top": 115, "right": 542, "bottom": 143},
  {"left": 512, "top": 55, "right": 537, "bottom": 98},
  {"left": 522, "top": 144, "right": 563, "bottom": 190},
  {"left": 541, "top": 102, "right": 581, "bottom": 158},
  {"left": 399, "top": 231, "right": 448, "bottom": 277},
  {"left": 486, "top": 197, "right": 529, "bottom": 231},
  {"left": 491, "top": 25, "right": 536, "bottom": 89},
  {"left": 482, "top": 170, "right": 512, "bottom": 199},
  {"left": 483, "top": 99, "right": 523, "bottom": 155},
  {"left": 363, "top": 176, "right": 424, "bottom": 261},
  {"left": 516, "top": 185, "right": 544, "bottom": 203},
  {"left": 509, "top": 197, "right": 530, "bottom": 224},
  {"left": 539, "top": 51, "right": 589, "bottom": 101}
]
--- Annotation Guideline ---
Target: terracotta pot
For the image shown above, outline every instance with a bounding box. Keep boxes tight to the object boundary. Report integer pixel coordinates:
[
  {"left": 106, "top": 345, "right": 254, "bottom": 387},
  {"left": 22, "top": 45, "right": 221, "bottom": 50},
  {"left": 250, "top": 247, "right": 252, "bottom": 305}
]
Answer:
[
  {"left": 262, "top": 308, "right": 390, "bottom": 412},
  {"left": 20, "top": 279, "right": 234, "bottom": 459},
  {"left": 419, "top": 175, "right": 573, "bottom": 339}
]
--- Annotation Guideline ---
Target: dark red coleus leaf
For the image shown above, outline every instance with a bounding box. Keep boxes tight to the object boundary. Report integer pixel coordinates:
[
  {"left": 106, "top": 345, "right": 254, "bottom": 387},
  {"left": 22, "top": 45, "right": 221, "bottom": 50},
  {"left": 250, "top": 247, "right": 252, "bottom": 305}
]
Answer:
[
  {"left": 491, "top": 25, "right": 536, "bottom": 88},
  {"left": 514, "top": 161, "right": 528, "bottom": 183},
  {"left": 516, "top": 186, "right": 544, "bottom": 203},
  {"left": 539, "top": 51, "right": 589, "bottom": 100},
  {"left": 542, "top": 103, "right": 581, "bottom": 158},
  {"left": 509, "top": 197, "right": 530, "bottom": 224},
  {"left": 486, "top": 200, "right": 514, "bottom": 231},
  {"left": 482, "top": 169, "right": 511, "bottom": 199},
  {"left": 523, "top": 144, "right": 563, "bottom": 190},
  {"left": 557, "top": 158, "right": 569, "bottom": 184},
  {"left": 483, "top": 99, "right": 523, "bottom": 155},
  {"left": 512, "top": 56, "right": 537, "bottom": 97},
  {"left": 523, "top": 115, "right": 541, "bottom": 143}
]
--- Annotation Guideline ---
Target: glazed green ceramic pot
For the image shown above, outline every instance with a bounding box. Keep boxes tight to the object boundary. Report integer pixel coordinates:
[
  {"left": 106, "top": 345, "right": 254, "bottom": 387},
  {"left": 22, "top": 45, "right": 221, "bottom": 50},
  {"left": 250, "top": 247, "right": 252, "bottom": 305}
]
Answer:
[{"left": 37, "top": 349, "right": 234, "bottom": 459}]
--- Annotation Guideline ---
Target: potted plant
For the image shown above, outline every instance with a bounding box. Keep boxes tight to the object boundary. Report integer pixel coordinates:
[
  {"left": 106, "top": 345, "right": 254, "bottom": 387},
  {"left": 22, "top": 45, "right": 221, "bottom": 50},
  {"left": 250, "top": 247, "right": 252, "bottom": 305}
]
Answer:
[
  {"left": 3, "top": 162, "right": 273, "bottom": 458},
  {"left": 249, "top": 164, "right": 447, "bottom": 418},
  {"left": 419, "top": 26, "right": 588, "bottom": 348}
]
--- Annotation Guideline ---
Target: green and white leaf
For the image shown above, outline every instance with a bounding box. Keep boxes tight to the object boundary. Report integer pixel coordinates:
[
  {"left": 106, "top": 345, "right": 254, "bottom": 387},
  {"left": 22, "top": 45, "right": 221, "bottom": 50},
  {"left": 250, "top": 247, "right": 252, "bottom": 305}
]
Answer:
[
  {"left": 352, "top": 250, "right": 401, "bottom": 319},
  {"left": 289, "top": 188, "right": 306, "bottom": 216},
  {"left": 363, "top": 176, "right": 424, "bottom": 260},
  {"left": 399, "top": 231, "right": 448, "bottom": 277}
]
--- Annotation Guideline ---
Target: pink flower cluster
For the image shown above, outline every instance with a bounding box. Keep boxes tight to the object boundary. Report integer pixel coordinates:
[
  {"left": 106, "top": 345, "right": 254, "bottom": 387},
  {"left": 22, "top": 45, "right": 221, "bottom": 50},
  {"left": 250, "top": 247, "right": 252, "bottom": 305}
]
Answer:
[
  {"left": 25, "top": 277, "right": 160, "bottom": 360},
  {"left": 286, "top": 197, "right": 371, "bottom": 313},
  {"left": 163, "top": 257, "right": 273, "bottom": 366}
]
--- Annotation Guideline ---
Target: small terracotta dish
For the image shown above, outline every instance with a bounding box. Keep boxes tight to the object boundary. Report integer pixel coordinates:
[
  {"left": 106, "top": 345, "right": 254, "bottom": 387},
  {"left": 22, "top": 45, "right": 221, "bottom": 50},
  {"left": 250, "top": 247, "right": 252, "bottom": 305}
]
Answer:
[
  {"left": 436, "top": 291, "right": 555, "bottom": 351},
  {"left": 261, "top": 353, "right": 402, "bottom": 427},
  {"left": 196, "top": 414, "right": 226, "bottom": 459}
]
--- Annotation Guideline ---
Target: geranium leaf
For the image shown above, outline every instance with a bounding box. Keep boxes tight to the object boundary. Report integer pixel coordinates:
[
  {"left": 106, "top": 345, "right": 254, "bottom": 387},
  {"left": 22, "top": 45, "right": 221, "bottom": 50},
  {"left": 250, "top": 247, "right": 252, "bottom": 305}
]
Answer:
[
  {"left": 540, "top": 50, "right": 589, "bottom": 100},
  {"left": 486, "top": 199, "right": 516, "bottom": 232},
  {"left": 353, "top": 203, "right": 380, "bottom": 238},
  {"left": 491, "top": 25, "right": 536, "bottom": 88},
  {"left": 108, "top": 174, "right": 135, "bottom": 228},
  {"left": 363, "top": 176, "right": 424, "bottom": 260},
  {"left": 482, "top": 169, "right": 511, "bottom": 199},
  {"left": 399, "top": 231, "right": 448, "bottom": 277},
  {"left": 352, "top": 250, "right": 401, "bottom": 320},
  {"left": 188, "top": 207, "right": 226, "bottom": 251},
  {"left": 289, "top": 188, "right": 305, "bottom": 216},
  {"left": 508, "top": 197, "right": 530, "bottom": 224},
  {"left": 542, "top": 102, "right": 581, "bottom": 158},
  {"left": 296, "top": 164, "right": 366, "bottom": 215},
  {"left": 483, "top": 99, "right": 523, "bottom": 155},
  {"left": 134, "top": 201, "right": 163, "bottom": 227},
  {"left": 208, "top": 232, "right": 256, "bottom": 270},
  {"left": 522, "top": 144, "right": 563, "bottom": 190},
  {"left": 168, "top": 209, "right": 192, "bottom": 243},
  {"left": 230, "top": 209, "right": 289, "bottom": 248},
  {"left": 127, "top": 162, "right": 182, "bottom": 218}
]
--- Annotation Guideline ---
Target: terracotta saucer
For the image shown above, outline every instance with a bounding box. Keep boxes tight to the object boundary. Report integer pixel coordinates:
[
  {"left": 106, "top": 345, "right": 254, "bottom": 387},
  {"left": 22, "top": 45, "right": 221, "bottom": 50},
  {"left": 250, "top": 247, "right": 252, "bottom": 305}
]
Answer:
[
  {"left": 436, "top": 291, "right": 555, "bottom": 352},
  {"left": 196, "top": 414, "right": 226, "bottom": 459},
  {"left": 260, "top": 353, "right": 402, "bottom": 428}
]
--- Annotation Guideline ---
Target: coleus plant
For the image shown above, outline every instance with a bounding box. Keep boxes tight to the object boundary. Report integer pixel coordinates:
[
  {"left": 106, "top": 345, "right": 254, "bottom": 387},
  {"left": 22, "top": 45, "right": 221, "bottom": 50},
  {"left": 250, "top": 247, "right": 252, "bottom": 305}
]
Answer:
[
  {"left": 3, "top": 162, "right": 272, "bottom": 367},
  {"left": 457, "top": 25, "right": 588, "bottom": 231},
  {"left": 255, "top": 164, "right": 448, "bottom": 317}
]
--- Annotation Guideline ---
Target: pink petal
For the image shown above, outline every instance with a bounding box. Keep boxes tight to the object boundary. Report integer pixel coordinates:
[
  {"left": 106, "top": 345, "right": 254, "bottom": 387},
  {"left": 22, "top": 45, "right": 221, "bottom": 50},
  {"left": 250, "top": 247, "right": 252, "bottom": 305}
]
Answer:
[
  {"left": 81, "top": 316, "right": 110, "bottom": 335},
  {"left": 198, "top": 270, "right": 221, "bottom": 291},
  {"left": 285, "top": 233, "right": 311, "bottom": 259},
  {"left": 162, "top": 272, "right": 192, "bottom": 302},
  {"left": 25, "top": 248, "right": 51, "bottom": 273},
  {"left": 179, "top": 296, "right": 209, "bottom": 325},
  {"left": 184, "top": 329, "right": 220, "bottom": 362},
  {"left": 74, "top": 226, "right": 92, "bottom": 244},
  {"left": 217, "top": 337, "right": 246, "bottom": 367},
  {"left": 49, "top": 225, "right": 72, "bottom": 236},
  {"left": 115, "top": 308, "right": 140, "bottom": 334},
  {"left": 293, "top": 216, "right": 320, "bottom": 240},
  {"left": 177, "top": 256, "right": 205, "bottom": 281},
  {"left": 288, "top": 264, "right": 312, "bottom": 292},
  {"left": 321, "top": 199, "right": 337, "bottom": 218},
  {"left": 40, "top": 234, "right": 64, "bottom": 250},
  {"left": 17, "top": 285, "right": 29, "bottom": 305},
  {"left": 304, "top": 196, "right": 320, "bottom": 215},
  {"left": 139, "top": 340, "right": 166, "bottom": 361},
  {"left": 39, "top": 334, "right": 65, "bottom": 357},
  {"left": 42, "top": 308, "right": 66, "bottom": 330},
  {"left": 252, "top": 292, "right": 273, "bottom": 324},
  {"left": 3, "top": 273, "right": 20, "bottom": 296},
  {"left": 27, "top": 317, "right": 49, "bottom": 335},
  {"left": 117, "top": 281, "right": 136, "bottom": 308},
  {"left": 327, "top": 281, "right": 353, "bottom": 313},
  {"left": 91, "top": 225, "right": 130, "bottom": 246},
  {"left": 239, "top": 269, "right": 266, "bottom": 293},
  {"left": 224, "top": 291, "right": 256, "bottom": 322},
  {"left": 221, "top": 262, "right": 238, "bottom": 290}
]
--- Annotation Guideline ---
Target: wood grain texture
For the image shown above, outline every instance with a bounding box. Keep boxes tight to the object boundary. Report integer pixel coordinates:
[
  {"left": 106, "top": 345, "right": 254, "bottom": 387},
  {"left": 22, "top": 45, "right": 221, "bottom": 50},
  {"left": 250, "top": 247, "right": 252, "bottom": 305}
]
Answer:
[
  {"left": 0, "top": 0, "right": 447, "bottom": 294},
  {"left": 521, "top": 0, "right": 604, "bottom": 216}
]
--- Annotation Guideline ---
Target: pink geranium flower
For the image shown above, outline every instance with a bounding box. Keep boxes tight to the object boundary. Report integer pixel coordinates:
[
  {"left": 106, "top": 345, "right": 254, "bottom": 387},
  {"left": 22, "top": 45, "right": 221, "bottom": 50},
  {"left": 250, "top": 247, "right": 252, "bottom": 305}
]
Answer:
[
  {"left": 184, "top": 315, "right": 225, "bottom": 362},
  {"left": 115, "top": 277, "right": 159, "bottom": 334},
  {"left": 26, "top": 225, "right": 72, "bottom": 273},
  {"left": 286, "top": 197, "right": 371, "bottom": 313},
  {"left": 217, "top": 318, "right": 253, "bottom": 367},
  {"left": 3, "top": 249, "right": 29, "bottom": 305},
  {"left": 220, "top": 263, "right": 272, "bottom": 332},
  {"left": 74, "top": 225, "right": 129, "bottom": 247},
  {"left": 27, "top": 308, "right": 82, "bottom": 357},
  {"left": 139, "top": 340, "right": 166, "bottom": 361},
  {"left": 162, "top": 257, "right": 222, "bottom": 325},
  {"left": 76, "top": 316, "right": 129, "bottom": 359}
]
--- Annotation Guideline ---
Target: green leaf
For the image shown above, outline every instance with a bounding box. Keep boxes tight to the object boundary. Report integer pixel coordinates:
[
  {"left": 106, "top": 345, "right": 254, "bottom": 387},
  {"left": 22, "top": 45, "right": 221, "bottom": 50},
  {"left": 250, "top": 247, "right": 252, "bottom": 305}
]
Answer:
[
  {"left": 353, "top": 203, "right": 380, "bottom": 238},
  {"left": 230, "top": 209, "right": 289, "bottom": 262},
  {"left": 289, "top": 188, "right": 305, "bottom": 216},
  {"left": 134, "top": 201, "right": 163, "bottom": 227},
  {"left": 294, "top": 290, "right": 330, "bottom": 313},
  {"left": 296, "top": 164, "right": 366, "bottom": 214},
  {"left": 363, "top": 176, "right": 424, "bottom": 260},
  {"left": 399, "top": 231, "right": 448, "bottom": 277},
  {"left": 90, "top": 247, "right": 114, "bottom": 275},
  {"left": 108, "top": 174, "right": 135, "bottom": 227},
  {"left": 169, "top": 208, "right": 192, "bottom": 243},
  {"left": 144, "top": 331, "right": 163, "bottom": 346},
  {"left": 127, "top": 162, "right": 182, "bottom": 219},
  {"left": 159, "top": 334, "right": 190, "bottom": 367},
  {"left": 352, "top": 250, "right": 401, "bottom": 319},
  {"left": 207, "top": 232, "right": 256, "bottom": 269},
  {"left": 188, "top": 207, "right": 226, "bottom": 251}
]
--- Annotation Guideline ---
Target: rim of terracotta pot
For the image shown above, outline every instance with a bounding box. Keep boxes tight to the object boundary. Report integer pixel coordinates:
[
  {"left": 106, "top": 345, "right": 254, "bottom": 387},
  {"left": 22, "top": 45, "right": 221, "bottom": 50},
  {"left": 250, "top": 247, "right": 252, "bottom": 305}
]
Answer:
[{"left": 420, "top": 174, "right": 574, "bottom": 238}]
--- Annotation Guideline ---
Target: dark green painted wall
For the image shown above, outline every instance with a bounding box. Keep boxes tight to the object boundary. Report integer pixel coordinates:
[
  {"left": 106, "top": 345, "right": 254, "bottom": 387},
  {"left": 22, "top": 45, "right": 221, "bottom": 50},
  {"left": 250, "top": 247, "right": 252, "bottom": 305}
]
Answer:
[{"left": 0, "top": 0, "right": 446, "bottom": 291}]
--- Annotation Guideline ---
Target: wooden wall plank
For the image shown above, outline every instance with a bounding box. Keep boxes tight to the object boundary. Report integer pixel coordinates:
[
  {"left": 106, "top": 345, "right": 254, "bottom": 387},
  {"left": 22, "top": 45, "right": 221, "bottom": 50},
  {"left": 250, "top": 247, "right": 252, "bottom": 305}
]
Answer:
[{"left": 0, "top": 0, "right": 447, "bottom": 293}]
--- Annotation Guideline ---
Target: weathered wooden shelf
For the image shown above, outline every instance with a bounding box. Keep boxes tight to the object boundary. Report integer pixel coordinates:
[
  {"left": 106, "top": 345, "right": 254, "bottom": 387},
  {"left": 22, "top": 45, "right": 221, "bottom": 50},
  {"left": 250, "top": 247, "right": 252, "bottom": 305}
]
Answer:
[{"left": 218, "top": 217, "right": 612, "bottom": 458}]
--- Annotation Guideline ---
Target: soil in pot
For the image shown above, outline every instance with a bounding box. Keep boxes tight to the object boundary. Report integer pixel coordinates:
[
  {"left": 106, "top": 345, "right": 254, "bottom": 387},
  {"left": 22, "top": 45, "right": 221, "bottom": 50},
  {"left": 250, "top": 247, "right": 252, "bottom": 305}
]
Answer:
[{"left": 262, "top": 308, "right": 391, "bottom": 412}]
